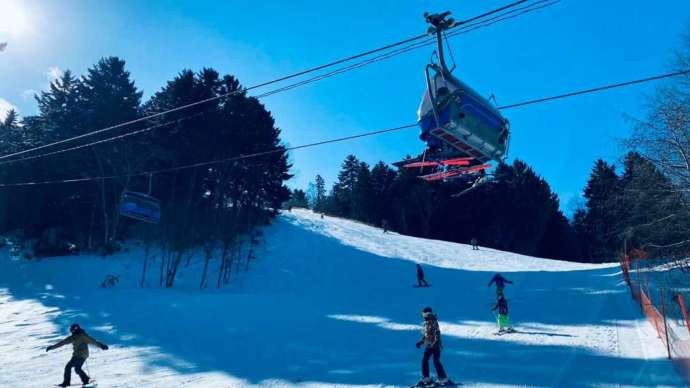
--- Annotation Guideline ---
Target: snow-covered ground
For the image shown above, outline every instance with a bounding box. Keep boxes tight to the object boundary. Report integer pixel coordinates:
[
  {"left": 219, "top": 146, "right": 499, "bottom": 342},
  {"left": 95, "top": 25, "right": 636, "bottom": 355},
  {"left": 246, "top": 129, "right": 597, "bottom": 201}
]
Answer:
[{"left": 0, "top": 208, "right": 683, "bottom": 387}]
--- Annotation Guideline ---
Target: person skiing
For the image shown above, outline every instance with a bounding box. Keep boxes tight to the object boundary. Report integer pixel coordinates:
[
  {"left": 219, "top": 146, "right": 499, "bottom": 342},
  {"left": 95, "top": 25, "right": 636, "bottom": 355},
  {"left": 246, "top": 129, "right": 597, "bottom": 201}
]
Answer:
[
  {"left": 487, "top": 273, "right": 513, "bottom": 296},
  {"left": 414, "top": 307, "right": 453, "bottom": 387},
  {"left": 470, "top": 237, "right": 478, "bottom": 250},
  {"left": 416, "top": 264, "right": 429, "bottom": 287},
  {"left": 492, "top": 294, "right": 514, "bottom": 334},
  {"left": 46, "top": 323, "right": 108, "bottom": 387}
]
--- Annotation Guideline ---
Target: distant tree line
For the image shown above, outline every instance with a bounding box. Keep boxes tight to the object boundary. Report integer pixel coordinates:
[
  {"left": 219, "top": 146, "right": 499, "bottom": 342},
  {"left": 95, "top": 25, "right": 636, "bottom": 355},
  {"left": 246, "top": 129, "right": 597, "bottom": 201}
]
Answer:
[
  {"left": 291, "top": 156, "right": 581, "bottom": 261},
  {"left": 0, "top": 56, "right": 291, "bottom": 287}
]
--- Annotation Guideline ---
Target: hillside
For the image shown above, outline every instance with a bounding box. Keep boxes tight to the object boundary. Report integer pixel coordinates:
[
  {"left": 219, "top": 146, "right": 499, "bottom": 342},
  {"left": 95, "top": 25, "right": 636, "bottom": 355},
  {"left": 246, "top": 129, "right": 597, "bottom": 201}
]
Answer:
[{"left": 0, "top": 209, "right": 683, "bottom": 387}]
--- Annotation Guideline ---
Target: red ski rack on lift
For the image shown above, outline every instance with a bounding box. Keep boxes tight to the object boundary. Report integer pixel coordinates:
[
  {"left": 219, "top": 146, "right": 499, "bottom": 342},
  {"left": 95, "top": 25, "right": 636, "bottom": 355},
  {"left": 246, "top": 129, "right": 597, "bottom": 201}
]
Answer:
[
  {"left": 419, "top": 163, "right": 491, "bottom": 182},
  {"left": 402, "top": 157, "right": 474, "bottom": 169}
]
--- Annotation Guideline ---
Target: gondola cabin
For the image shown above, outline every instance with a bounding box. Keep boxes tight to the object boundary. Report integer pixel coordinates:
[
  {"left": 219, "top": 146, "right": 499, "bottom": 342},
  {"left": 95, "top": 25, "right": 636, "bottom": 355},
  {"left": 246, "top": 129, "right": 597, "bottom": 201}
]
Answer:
[
  {"left": 119, "top": 191, "right": 161, "bottom": 224},
  {"left": 418, "top": 68, "right": 510, "bottom": 164}
]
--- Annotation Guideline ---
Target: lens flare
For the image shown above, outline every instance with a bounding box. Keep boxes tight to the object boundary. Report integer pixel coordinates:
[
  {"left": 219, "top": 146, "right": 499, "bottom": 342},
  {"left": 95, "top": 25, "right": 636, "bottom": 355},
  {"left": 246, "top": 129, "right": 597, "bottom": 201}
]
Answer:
[{"left": 0, "top": 0, "right": 31, "bottom": 38}]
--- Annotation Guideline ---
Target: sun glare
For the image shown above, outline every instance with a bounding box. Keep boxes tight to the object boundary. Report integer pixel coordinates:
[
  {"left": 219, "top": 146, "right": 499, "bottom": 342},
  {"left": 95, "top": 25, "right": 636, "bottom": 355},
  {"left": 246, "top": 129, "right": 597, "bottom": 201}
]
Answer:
[{"left": 0, "top": 0, "right": 31, "bottom": 37}]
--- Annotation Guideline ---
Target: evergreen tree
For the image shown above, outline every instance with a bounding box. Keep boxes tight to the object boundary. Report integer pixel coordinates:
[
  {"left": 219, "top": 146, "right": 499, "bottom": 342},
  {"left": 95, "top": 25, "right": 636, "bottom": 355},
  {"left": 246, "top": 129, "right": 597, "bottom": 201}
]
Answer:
[
  {"left": 330, "top": 155, "right": 361, "bottom": 217},
  {"left": 352, "top": 162, "right": 373, "bottom": 222},
  {"left": 578, "top": 160, "right": 621, "bottom": 259},
  {"left": 313, "top": 174, "right": 326, "bottom": 212},
  {"left": 286, "top": 189, "right": 309, "bottom": 209},
  {"left": 369, "top": 161, "right": 396, "bottom": 226}
]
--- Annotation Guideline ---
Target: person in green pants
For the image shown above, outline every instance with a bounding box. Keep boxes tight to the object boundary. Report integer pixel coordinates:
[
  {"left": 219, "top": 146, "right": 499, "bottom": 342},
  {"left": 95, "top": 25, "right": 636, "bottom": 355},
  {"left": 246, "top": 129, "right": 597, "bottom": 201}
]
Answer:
[{"left": 492, "top": 295, "right": 514, "bottom": 334}]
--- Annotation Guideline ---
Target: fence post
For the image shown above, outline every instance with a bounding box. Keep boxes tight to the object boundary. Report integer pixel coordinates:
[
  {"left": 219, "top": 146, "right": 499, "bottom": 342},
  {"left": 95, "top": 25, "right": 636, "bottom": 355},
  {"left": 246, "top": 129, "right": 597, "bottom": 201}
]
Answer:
[
  {"left": 660, "top": 288, "right": 672, "bottom": 359},
  {"left": 677, "top": 293, "right": 690, "bottom": 335}
]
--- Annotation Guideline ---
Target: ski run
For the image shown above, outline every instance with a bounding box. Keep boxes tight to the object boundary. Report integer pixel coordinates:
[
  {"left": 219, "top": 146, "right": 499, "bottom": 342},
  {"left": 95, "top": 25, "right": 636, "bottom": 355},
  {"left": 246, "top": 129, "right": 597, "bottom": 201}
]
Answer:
[{"left": 0, "top": 208, "right": 684, "bottom": 387}]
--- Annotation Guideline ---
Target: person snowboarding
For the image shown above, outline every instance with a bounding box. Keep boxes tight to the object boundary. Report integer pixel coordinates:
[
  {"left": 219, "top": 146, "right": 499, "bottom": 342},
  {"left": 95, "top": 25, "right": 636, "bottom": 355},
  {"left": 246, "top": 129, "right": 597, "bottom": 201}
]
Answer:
[
  {"left": 470, "top": 238, "right": 478, "bottom": 250},
  {"left": 46, "top": 323, "right": 108, "bottom": 387},
  {"left": 416, "top": 264, "right": 429, "bottom": 287},
  {"left": 413, "top": 307, "right": 454, "bottom": 387},
  {"left": 492, "top": 294, "right": 514, "bottom": 334},
  {"left": 487, "top": 273, "right": 513, "bottom": 296}
]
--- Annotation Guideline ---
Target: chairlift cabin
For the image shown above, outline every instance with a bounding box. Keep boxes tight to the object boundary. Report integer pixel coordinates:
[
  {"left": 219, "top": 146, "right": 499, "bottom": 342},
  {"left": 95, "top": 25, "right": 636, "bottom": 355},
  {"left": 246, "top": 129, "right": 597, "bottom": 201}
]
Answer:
[
  {"left": 119, "top": 190, "right": 161, "bottom": 224},
  {"left": 417, "top": 11, "right": 510, "bottom": 164}
]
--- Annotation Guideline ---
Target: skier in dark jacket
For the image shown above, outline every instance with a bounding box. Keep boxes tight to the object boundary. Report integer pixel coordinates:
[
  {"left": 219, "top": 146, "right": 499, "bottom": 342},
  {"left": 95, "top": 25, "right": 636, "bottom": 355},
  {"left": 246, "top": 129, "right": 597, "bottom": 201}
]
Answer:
[
  {"left": 414, "top": 307, "right": 453, "bottom": 386},
  {"left": 492, "top": 295, "right": 514, "bottom": 333},
  {"left": 416, "top": 264, "right": 429, "bottom": 287},
  {"left": 488, "top": 273, "right": 513, "bottom": 296},
  {"left": 46, "top": 323, "right": 108, "bottom": 387}
]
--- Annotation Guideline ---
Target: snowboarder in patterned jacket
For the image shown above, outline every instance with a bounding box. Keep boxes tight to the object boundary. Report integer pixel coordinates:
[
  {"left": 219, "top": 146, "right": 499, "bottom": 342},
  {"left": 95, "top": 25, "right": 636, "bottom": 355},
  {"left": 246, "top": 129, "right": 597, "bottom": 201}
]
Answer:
[
  {"left": 488, "top": 273, "right": 513, "bottom": 296},
  {"left": 46, "top": 323, "right": 108, "bottom": 387},
  {"left": 414, "top": 307, "right": 453, "bottom": 386},
  {"left": 416, "top": 264, "right": 429, "bottom": 287},
  {"left": 492, "top": 295, "right": 513, "bottom": 333}
]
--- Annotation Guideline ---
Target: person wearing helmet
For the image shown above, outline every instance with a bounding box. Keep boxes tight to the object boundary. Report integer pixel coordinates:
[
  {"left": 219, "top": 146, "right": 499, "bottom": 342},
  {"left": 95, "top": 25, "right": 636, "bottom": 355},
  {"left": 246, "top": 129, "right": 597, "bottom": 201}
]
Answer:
[
  {"left": 46, "top": 323, "right": 109, "bottom": 387},
  {"left": 414, "top": 307, "right": 454, "bottom": 386}
]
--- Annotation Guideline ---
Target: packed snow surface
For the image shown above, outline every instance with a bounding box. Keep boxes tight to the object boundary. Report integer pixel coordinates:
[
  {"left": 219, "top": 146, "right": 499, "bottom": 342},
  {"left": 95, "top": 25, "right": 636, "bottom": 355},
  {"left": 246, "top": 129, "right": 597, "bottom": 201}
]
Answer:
[{"left": 0, "top": 208, "right": 683, "bottom": 387}]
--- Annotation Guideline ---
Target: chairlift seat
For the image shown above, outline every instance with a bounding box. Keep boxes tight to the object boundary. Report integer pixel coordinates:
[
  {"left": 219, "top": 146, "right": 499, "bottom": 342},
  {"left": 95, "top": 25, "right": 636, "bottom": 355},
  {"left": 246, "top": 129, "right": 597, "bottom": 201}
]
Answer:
[{"left": 119, "top": 190, "right": 161, "bottom": 224}]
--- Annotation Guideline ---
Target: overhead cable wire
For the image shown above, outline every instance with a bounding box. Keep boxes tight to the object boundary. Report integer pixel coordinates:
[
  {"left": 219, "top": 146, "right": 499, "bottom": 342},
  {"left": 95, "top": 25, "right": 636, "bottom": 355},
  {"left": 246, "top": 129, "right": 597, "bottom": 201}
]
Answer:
[
  {"left": 446, "top": 0, "right": 559, "bottom": 39},
  {"left": 0, "top": 124, "right": 418, "bottom": 187},
  {"left": 0, "top": 1, "right": 557, "bottom": 166},
  {"left": 0, "top": 0, "right": 540, "bottom": 162},
  {"left": 498, "top": 69, "right": 690, "bottom": 110},
  {"left": 1, "top": 68, "right": 688, "bottom": 188}
]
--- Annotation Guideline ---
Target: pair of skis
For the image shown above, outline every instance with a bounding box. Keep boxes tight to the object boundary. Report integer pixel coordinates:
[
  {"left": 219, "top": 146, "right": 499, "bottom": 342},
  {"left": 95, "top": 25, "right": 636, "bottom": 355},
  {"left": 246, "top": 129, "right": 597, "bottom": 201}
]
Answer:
[{"left": 403, "top": 157, "right": 490, "bottom": 182}]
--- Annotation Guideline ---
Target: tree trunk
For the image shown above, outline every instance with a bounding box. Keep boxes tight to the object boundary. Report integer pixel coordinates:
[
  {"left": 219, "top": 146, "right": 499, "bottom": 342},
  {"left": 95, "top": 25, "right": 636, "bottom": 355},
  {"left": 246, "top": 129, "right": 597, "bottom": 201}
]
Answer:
[
  {"left": 99, "top": 179, "right": 110, "bottom": 246},
  {"left": 140, "top": 242, "right": 150, "bottom": 288}
]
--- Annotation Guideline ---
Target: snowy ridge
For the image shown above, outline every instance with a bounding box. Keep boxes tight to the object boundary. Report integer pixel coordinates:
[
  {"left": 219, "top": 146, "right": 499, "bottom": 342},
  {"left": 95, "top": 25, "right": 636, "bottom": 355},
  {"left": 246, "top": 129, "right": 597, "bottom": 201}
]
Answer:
[
  {"left": 0, "top": 209, "right": 683, "bottom": 387},
  {"left": 284, "top": 209, "right": 616, "bottom": 272}
]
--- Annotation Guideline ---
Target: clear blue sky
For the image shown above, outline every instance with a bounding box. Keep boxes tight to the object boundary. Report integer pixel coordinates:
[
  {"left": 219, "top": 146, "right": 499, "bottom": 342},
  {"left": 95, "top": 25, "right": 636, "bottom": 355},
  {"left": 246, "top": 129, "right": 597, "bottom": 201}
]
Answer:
[{"left": 1, "top": 0, "right": 689, "bottom": 215}]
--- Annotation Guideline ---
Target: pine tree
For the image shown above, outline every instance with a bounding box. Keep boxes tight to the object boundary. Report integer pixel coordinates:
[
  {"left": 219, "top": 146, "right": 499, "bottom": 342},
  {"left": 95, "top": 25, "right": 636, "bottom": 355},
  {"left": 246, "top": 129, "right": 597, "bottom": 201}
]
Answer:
[
  {"left": 578, "top": 160, "right": 621, "bottom": 259},
  {"left": 330, "top": 155, "right": 361, "bottom": 217},
  {"left": 369, "top": 161, "right": 396, "bottom": 227},
  {"left": 313, "top": 175, "right": 326, "bottom": 212},
  {"left": 353, "top": 162, "right": 372, "bottom": 222},
  {"left": 287, "top": 189, "right": 309, "bottom": 208}
]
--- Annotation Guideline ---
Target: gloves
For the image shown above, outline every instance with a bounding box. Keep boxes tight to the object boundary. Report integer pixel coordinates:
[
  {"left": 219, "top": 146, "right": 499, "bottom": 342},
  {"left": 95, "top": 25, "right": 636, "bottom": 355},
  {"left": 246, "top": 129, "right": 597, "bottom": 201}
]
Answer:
[
  {"left": 415, "top": 341, "right": 423, "bottom": 349},
  {"left": 101, "top": 344, "right": 109, "bottom": 350}
]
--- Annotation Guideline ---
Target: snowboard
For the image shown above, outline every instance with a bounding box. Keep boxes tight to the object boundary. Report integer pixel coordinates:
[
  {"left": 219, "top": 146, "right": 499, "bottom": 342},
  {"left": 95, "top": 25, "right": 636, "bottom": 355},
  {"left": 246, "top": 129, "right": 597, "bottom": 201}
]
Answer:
[
  {"left": 412, "top": 284, "right": 432, "bottom": 288},
  {"left": 494, "top": 328, "right": 517, "bottom": 336},
  {"left": 409, "top": 381, "right": 461, "bottom": 387}
]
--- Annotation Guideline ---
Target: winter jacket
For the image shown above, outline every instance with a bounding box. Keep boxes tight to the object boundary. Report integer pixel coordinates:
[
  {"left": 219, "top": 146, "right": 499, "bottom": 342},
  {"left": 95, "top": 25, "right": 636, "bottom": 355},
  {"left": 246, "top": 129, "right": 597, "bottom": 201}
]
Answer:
[
  {"left": 488, "top": 274, "right": 513, "bottom": 289},
  {"left": 49, "top": 329, "right": 107, "bottom": 359},
  {"left": 492, "top": 298, "right": 509, "bottom": 315},
  {"left": 420, "top": 314, "right": 442, "bottom": 348}
]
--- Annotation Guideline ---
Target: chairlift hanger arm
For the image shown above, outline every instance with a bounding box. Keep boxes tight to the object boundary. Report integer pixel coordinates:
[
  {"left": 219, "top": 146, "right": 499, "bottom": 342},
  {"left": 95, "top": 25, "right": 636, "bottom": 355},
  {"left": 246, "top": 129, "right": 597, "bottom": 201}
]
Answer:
[{"left": 424, "top": 11, "right": 456, "bottom": 74}]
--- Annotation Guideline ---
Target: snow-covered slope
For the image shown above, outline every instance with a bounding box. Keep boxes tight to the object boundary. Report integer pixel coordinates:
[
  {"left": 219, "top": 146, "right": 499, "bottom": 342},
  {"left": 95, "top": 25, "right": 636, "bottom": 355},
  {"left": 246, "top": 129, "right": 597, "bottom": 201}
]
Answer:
[{"left": 0, "top": 209, "right": 683, "bottom": 387}]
